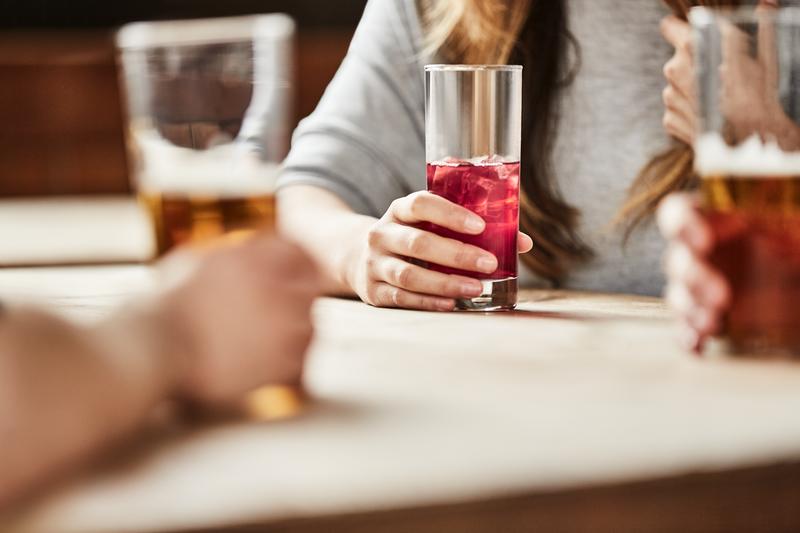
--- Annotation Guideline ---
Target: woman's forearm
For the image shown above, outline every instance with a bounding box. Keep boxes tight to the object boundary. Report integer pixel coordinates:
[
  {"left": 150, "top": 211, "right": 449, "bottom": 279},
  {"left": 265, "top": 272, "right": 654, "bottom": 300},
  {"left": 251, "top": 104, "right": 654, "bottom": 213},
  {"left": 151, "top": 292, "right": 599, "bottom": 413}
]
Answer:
[
  {"left": 278, "top": 185, "right": 375, "bottom": 296},
  {"left": 0, "top": 306, "right": 181, "bottom": 507}
]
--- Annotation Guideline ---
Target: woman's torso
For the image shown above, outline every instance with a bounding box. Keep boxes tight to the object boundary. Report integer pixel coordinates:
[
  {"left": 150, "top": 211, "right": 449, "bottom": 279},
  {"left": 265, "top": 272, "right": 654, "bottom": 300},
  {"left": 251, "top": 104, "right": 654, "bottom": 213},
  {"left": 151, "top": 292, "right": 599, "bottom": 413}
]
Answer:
[
  {"left": 533, "top": 0, "right": 672, "bottom": 295},
  {"left": 281, "top": 0, "right": 674, "bottom": 296}
]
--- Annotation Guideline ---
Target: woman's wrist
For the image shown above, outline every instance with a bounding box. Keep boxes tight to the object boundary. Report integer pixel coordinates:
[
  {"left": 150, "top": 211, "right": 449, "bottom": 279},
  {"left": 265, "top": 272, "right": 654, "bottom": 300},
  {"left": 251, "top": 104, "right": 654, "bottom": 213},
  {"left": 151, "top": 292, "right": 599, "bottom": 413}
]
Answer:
[{"left": 329, "top": 216, "right": 375, "bottom": 296}]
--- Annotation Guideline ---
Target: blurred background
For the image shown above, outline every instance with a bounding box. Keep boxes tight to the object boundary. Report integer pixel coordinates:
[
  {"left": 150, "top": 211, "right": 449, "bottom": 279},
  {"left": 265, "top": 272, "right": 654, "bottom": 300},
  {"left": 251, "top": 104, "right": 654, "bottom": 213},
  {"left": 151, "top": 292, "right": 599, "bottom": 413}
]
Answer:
[{"left": 0, "top": 0, "right": 368, "bottom": 196}]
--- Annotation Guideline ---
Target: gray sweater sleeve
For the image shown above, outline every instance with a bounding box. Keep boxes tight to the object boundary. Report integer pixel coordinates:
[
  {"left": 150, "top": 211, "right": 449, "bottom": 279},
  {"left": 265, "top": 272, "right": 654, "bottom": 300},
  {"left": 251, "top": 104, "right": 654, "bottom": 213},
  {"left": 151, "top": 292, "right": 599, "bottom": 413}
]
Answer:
[{"left": 277, "top": 0, "right": 427, "bottom": 217}]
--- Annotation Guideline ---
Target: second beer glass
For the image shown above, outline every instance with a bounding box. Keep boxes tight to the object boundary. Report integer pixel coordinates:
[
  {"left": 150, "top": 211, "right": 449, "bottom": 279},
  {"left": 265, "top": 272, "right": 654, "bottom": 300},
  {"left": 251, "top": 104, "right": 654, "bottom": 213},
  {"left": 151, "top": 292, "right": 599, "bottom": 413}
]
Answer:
[
  {"left": 425, "top": 65, "right": 522, "bottom": 311},
  {"left": 692, "top": 7, "right": 800, "bottom": 357},
  {"left": 117, "top": 15, "right": 294, "bottom": 256}
]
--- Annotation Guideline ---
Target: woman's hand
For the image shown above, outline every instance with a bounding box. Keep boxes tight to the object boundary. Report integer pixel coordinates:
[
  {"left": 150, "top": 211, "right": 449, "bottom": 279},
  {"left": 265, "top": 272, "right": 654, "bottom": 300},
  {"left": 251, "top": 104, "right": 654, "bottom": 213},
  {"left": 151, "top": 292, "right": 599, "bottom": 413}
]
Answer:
[
  {"left": 348, "top": 191, "right": 532, "bottom": 312},
  {"left": 658, "top": 193, "right": 731, "bottom": 352},
  {"left": 160, "top": 237, "right": 320, "bottom": 404},
  {"left": 661, "top": 2, "right": 796, "bottom": 149},
  {"left": 661, "top": 15, "right": 698, "bottom": 146}
]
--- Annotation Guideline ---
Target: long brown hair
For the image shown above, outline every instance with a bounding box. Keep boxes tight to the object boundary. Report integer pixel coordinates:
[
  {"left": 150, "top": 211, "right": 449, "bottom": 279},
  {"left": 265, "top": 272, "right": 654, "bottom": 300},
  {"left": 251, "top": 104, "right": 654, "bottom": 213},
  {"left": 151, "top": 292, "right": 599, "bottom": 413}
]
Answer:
[{"left": 420, "top": 0, "right": 736, "bottom": 283}]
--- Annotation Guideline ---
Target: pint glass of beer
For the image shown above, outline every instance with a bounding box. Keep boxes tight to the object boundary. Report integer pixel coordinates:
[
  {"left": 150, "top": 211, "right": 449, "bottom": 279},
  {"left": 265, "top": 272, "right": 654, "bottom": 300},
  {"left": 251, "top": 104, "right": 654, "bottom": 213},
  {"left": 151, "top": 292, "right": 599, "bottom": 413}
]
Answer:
[
  {"left": 691, "top": 7, "right": 800, "bottom": 357},
  {"left": 116, "top": 15, "right": 294, "bottom": 256}
]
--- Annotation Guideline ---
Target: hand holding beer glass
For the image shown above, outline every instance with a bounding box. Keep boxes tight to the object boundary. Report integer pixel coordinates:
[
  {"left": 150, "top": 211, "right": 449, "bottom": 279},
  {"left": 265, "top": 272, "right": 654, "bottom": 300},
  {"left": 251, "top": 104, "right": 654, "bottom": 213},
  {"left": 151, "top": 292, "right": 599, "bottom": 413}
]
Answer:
[
  {"left": 117, "top": 16, "right": 311, "bottom": 417},
  {"left": 688, "top": 6, "right": 800, "bottom": 357}
]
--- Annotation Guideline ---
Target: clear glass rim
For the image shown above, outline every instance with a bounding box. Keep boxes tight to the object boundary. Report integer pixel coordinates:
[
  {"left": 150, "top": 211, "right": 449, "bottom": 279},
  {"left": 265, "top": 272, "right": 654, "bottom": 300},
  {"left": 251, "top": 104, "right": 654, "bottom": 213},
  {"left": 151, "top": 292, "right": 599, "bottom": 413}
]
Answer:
[
  {"left": 690, "top": 5, "right": 800, "bottom": 26},
  {"left": 117, "top": 13, "right": 294, "bottom": 50},
  {"left": 425, "top": 64, "right": 523, "bottom": 72}
]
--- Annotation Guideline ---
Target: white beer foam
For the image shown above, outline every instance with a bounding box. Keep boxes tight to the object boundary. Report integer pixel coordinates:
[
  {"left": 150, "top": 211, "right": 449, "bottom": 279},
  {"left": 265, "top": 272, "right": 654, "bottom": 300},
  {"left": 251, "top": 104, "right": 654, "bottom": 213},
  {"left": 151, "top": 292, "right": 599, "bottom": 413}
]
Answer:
[
  {"left": 134, "top": 130, "right": 279, "bottom": 197},
  {"left": 695, "top": 133, "right": 800, "bottom": 177}
]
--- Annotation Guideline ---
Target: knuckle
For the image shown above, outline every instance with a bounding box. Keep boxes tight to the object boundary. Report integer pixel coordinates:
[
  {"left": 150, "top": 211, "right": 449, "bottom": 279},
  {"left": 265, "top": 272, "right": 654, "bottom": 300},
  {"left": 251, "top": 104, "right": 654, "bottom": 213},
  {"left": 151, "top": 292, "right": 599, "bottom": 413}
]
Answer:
[
  {"left": 364, "top": 284, "right": 380, "bottom": 305},
  {"left": 421, "top": 297, "right": 443, "bottom": 312},
  {"left": 662, "top": 86, "right": 674, "bottom": 107},
  {"left": 387, "top": 198, "right": 404, "bottom": 218},
  {"left": 665, "top": 241, "right": 686, "bottom": 274},
  {"left": 406, "top": 231, "right": 429, "bottom": 256},
  {"left": 657, "top": 204, "right": 679, "bottom": 240},
  {"left": 666, "top": 283, "right": 693, "bottom": 315},
  {"left": 672, "top": 245, "right": 695, "bottom": 283},
  {"left": 452, "top": 247, "right": 472, "bottom": 268},
  {"left": 395, "top": 264, "right": 415, "bottom": 288},
  {"left": 663, "top": 60, "right": 676, "bottom": 82},
  {"left": 407, "top": 192, "right": 428, "bottom": 218},
  {"left": 389, "top": 287, "right": 402, "bottom": 307},
  {"left": 662, "top": 114, "right": 677, "bottom": 133},
  {"left": 366, "top": 226, "right": 383, "bottom": 248},
  {"left": 365, "top": 254, "right": 379, "bottom": 273},
  {"left": 659, "top": 17, "right": 669, "bottom": 36}
]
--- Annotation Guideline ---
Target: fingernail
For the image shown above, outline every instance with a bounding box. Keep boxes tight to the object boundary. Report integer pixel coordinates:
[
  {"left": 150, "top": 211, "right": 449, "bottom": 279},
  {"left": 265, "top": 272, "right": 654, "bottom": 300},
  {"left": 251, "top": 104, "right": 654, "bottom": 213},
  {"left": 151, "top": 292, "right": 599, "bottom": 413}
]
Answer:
[
  {"left": 465, "top": 216, "right": 485, "bottom": 233},
  {"left": 461, "top": 281, "right": 483, "bottom": 296},
  {"left": 476, "top": 256, "right": 497, "bottom": 273}
]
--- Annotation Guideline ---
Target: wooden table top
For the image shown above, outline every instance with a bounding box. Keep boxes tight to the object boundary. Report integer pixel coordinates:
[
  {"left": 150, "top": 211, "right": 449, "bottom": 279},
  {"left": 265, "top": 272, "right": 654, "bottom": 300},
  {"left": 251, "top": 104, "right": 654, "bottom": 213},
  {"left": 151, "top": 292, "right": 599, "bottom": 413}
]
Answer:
[{"left": 2, "top": 199, "right": 800, "bottom": 532}]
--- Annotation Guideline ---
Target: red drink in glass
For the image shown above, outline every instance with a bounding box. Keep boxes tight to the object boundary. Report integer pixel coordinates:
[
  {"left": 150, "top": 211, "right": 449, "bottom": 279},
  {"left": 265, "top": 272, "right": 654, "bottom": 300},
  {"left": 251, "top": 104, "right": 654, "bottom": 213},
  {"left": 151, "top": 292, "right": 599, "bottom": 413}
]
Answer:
[
  {"left": 425, "top": 64, "right": 522, "bottom": 310},
  {"left": 427, "top": 159, "right": 520, "bottom": 282}
]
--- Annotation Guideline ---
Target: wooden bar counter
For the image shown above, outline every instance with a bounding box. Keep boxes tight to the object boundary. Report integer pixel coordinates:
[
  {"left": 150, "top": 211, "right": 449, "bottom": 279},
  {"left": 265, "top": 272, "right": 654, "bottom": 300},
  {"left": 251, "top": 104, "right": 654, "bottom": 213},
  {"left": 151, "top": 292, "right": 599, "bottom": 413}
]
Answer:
[{"left": 1, "top": 199, "right": 800, "bottom": 532}]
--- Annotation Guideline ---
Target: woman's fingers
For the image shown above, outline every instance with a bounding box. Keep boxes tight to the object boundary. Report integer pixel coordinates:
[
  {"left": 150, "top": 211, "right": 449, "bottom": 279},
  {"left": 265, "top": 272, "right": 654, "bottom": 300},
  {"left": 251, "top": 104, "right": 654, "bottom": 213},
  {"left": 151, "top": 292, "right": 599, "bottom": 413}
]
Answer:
[
  {"left": 372, "top": 256, "right": 483, "bottom": 299},
  {"left": 368, "top": 282, "right": 456, "bottom": 312},
  {"left": 661, "top": 15, "right": 692, "bottom": 52},
  {"left": 665, "top": 282, "right": 722, "bottom": 337},
  {"left": 389, "top": 191, "right": 485, "bottom": 235},
  {"left": 663, "top": 84, "right": 696, "bottom": 129},
  {"left": 517, "top": 232, "right": 534, "bottom": 254},
  {"left": 659, "top": 192, "right": 733, "bottom": 353},
  {"left": 370, "top": 223, "right": 498, "bottom": 274},
  {"left": 663, "top": 108, "right": 696, "bottom": 146},
  {"left": 665, "top": 242, "right": 731, "bottom": 312},
  {"left": 661, "top": 15, "right": 698, "bottom": 144},
  {"left": 657, "top": 193, "right": 714, "bottom": 255},
  {"left": 663, "top": 50, "right": 695, "bottom": 101}
]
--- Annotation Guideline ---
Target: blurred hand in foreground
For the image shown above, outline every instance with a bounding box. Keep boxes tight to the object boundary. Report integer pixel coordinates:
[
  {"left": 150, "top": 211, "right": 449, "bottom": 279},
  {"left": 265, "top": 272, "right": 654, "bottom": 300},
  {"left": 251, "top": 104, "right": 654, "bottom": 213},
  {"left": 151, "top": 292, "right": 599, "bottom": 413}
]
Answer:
[
  {"left": 161, "top": 236, "right": 319, "bottom": 404},
  {"left": 0, "top": 235, "right": 319, "bottom": 507},
  {"left": 658, "top": 193, "right": 731, "bottom": 352}
]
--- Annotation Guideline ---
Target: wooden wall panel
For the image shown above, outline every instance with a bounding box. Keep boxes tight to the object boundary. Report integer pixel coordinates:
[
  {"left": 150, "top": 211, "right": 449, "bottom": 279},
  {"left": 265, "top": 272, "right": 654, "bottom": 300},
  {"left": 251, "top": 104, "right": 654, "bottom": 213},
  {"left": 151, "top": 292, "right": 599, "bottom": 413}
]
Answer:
[
  {"left": 0, "top": 32, "right": 130, "bottom": 196},
  {"left": 0, "top": 29, "right": 354, "bottom": 197}
]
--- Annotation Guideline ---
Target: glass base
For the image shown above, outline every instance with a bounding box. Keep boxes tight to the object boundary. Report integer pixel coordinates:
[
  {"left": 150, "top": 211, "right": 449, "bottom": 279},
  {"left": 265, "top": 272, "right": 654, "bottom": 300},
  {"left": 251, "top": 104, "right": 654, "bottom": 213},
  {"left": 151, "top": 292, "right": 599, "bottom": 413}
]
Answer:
[{"left": 456, "top": 277, "right": 517, "bottom": 312}]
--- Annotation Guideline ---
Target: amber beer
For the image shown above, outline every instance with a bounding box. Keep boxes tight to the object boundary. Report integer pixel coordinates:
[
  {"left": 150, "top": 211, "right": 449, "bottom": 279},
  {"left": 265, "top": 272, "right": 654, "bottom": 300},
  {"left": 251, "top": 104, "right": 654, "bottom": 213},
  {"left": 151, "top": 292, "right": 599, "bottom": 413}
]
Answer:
[
  {"left": 141, "top": 192, "right": 276, "bottom": 256},
  {"left": 702, "top": 173, "right": 800, "bottom": 356}
]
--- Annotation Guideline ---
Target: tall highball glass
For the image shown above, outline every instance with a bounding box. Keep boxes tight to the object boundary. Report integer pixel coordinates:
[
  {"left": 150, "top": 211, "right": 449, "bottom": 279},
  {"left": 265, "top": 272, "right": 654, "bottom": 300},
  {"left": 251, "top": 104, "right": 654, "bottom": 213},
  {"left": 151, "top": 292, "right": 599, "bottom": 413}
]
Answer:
[{"left": 425, "top": 65, "right": 523, "bottom": 311}]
